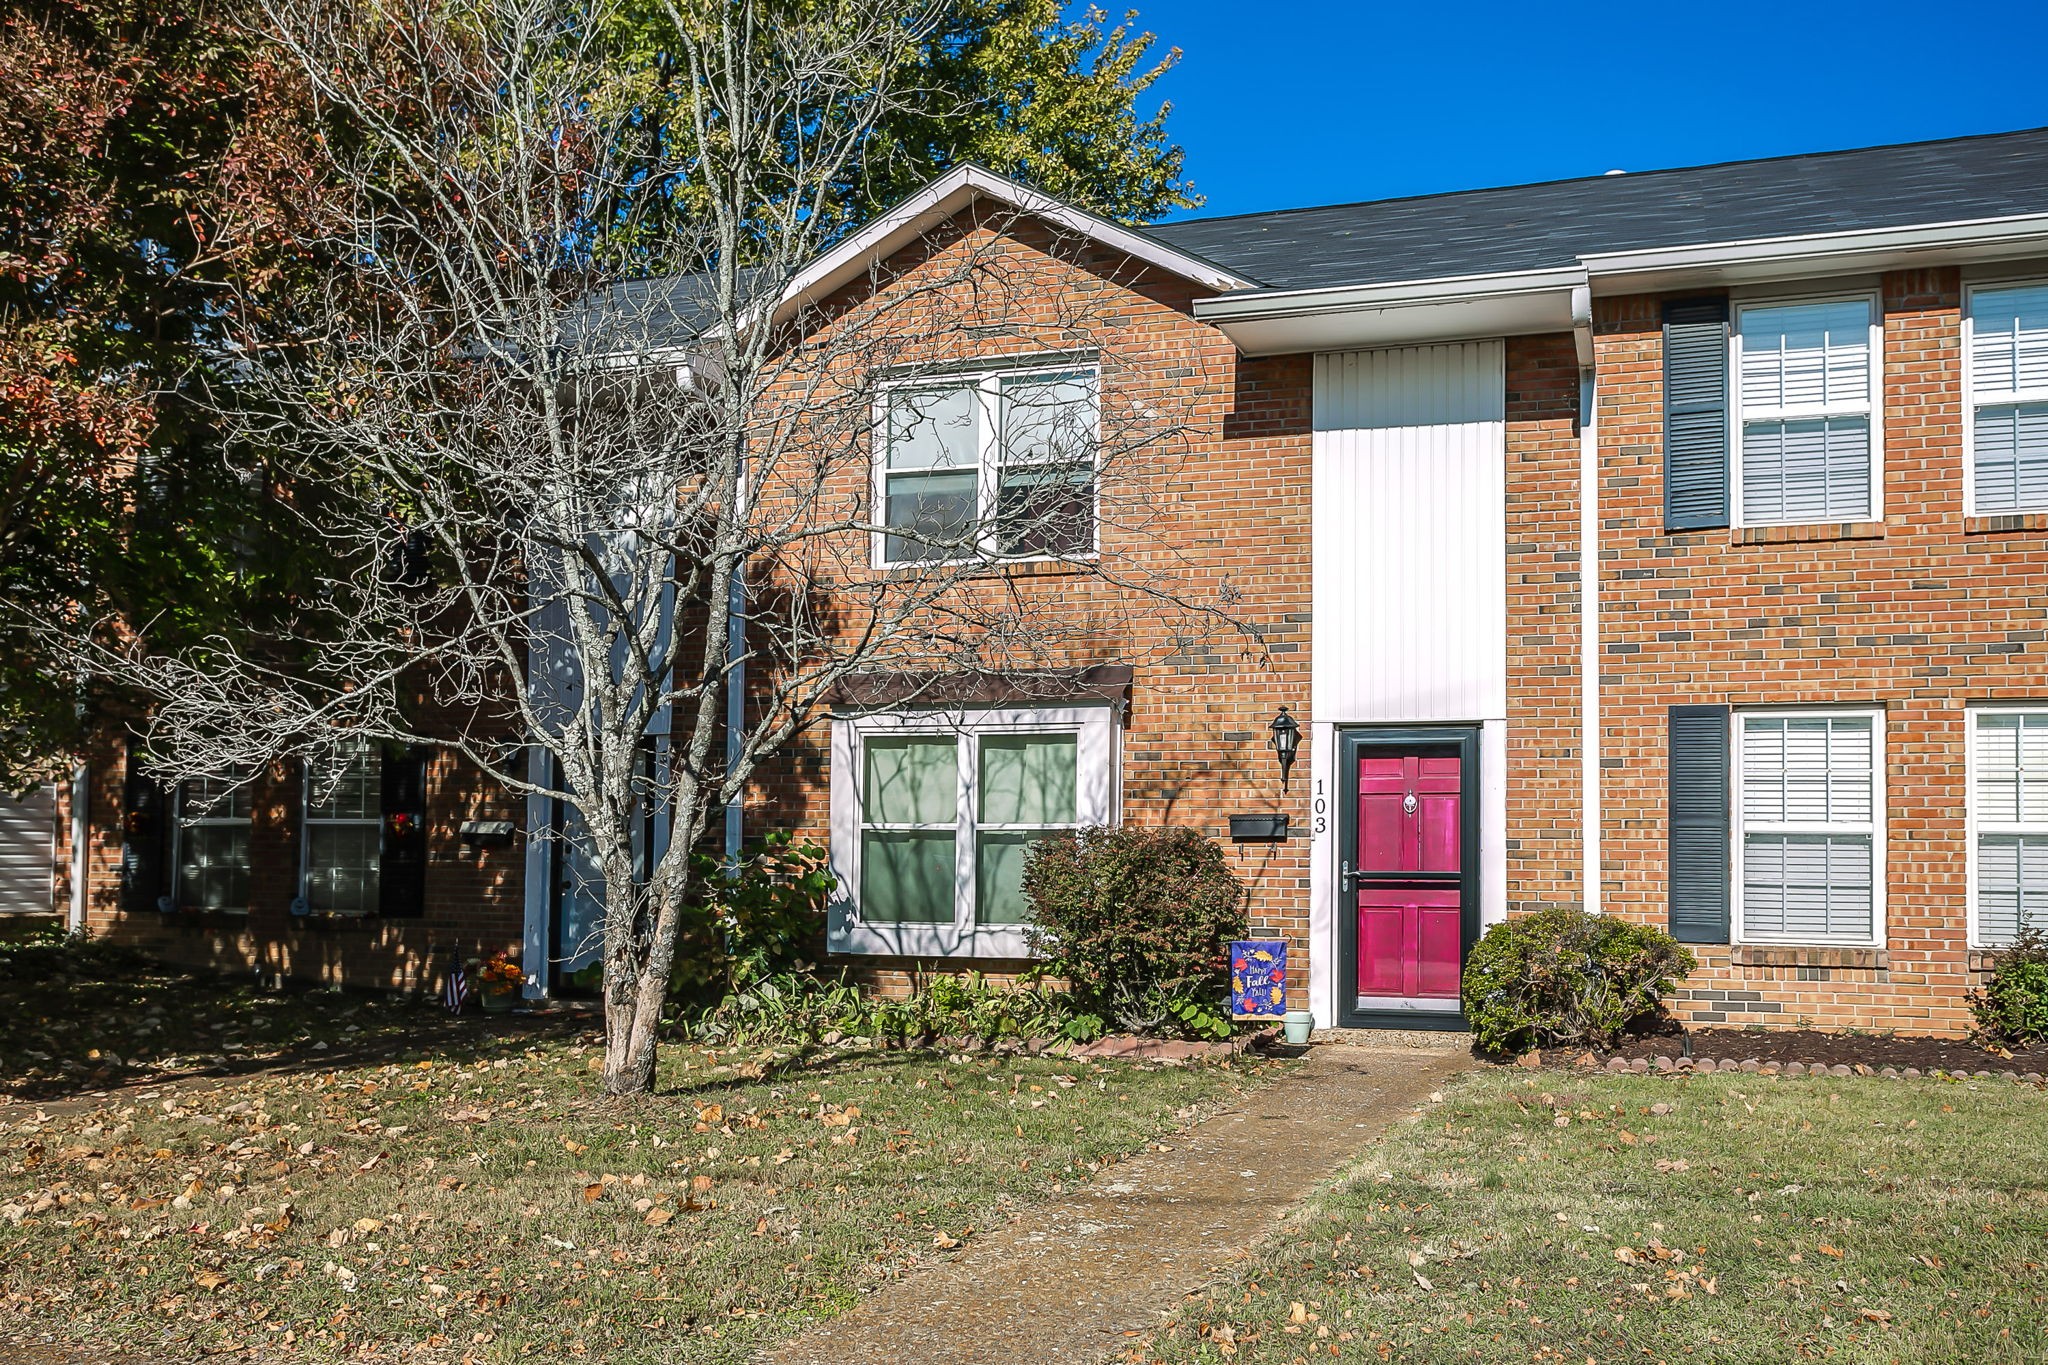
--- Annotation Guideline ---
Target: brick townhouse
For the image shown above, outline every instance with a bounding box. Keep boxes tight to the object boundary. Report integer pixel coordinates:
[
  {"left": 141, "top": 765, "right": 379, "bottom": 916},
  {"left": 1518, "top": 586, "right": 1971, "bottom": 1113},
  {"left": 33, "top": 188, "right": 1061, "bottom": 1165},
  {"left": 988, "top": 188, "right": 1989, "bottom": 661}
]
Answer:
[{"left": 50, "top": 126, "right": 2048, "bottom": 1037}]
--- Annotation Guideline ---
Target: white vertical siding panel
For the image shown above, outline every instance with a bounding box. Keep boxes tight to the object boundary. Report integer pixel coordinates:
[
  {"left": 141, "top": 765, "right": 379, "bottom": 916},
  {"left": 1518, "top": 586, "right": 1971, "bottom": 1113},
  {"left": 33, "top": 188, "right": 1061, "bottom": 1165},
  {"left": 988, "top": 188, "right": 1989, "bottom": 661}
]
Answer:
[
  {"left": 0, "top": 784, "right": 57, "bottom": 913},
  {"left": 1311, "top": 341, "right": 1507, "bottom": 724}
]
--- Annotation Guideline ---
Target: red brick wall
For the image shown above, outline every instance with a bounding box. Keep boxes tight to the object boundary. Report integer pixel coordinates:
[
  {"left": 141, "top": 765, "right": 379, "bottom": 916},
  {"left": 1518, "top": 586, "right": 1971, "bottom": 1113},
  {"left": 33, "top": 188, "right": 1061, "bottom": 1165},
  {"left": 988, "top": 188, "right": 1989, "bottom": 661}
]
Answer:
[
  {"left": 1504, "top": 333, "right": 1588, "bottom": 916},
  {"left": 745, "top": 211, "right": 1318, "bottom": 1007},
  {"left": 1589, "top": 266, "right": 2040, "bottom": 1034},
  {"left": 58, "top": 732, "right": 526, "bottom": 992}
]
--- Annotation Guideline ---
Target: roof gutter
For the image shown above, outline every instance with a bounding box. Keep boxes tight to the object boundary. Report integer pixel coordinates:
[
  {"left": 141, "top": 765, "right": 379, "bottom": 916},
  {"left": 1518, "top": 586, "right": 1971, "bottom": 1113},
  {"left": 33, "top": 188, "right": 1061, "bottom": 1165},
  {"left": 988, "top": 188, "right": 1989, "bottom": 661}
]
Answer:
[
  {"left": 1193, "top": 266, "right": 1586, "bottom": 357},
  {"left": 1578, "top": 211, "right": 2048, "bottom": 295},
  {"left": 1196, "top": 211, "right": 2048, "bottom": 355}
]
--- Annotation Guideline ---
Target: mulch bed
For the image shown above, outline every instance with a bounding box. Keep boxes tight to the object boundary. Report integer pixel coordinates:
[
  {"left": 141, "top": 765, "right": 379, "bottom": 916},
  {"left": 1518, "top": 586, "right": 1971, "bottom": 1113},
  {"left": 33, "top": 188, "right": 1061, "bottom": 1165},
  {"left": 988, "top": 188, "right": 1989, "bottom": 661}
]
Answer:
[{"left": 1536, "top": 1027, "right": 2043, "bottom": 1075}]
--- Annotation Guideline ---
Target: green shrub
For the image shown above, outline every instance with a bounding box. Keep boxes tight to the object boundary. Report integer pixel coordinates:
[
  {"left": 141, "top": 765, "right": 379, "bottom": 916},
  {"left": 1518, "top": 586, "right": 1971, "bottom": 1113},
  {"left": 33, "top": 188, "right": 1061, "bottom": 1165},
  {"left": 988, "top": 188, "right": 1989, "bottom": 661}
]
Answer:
[
  {"left": 666, "top": 831, "right": 832, "bottom": 1005},
  {"left": 1461, "top": 908, "right": 1696, "bottom": 1056},
  {"left": 1971, "top": 930, "right": 2048, "bottom": 1047},
  {"left": 0, "top": 925, "right": 152, "bottom": 982},
  {"left": 1021, "top": 825, "right": 1247, "bottom": 1039},
  {"left": 681, "top": 967, "right": 1077, "bottom": 1049}
]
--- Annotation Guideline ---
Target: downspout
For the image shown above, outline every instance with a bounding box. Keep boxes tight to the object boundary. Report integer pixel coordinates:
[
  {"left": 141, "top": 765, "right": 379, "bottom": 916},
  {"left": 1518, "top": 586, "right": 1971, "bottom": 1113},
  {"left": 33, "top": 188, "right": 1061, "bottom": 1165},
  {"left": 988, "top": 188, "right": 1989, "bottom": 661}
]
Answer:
[
  {"left": 722, "top": 438, "right": 747, "bottom": 869},
  {"left": 722, "top": 565, "right": 745, "bottom": 866},
  {"left": 67, "top": 761, "right": 88, "bottom": 933},
  {"left": 1572, "top": 283, "right": 1601, "bottom": 915}
]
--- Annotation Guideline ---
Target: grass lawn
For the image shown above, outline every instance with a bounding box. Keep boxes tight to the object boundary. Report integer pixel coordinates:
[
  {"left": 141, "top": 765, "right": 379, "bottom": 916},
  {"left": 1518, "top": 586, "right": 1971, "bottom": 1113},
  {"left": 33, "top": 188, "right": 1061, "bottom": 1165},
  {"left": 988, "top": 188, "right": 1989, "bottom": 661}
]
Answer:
[
  {"left": 0, "top": 946, "right": 1271, "bottom": 1363},
  {"left": 1133, "top": 1067, "right": 2048, "bottom": 1364},
  {"left": 0, "top": 932, "right": 507, "bottom": 1102}
]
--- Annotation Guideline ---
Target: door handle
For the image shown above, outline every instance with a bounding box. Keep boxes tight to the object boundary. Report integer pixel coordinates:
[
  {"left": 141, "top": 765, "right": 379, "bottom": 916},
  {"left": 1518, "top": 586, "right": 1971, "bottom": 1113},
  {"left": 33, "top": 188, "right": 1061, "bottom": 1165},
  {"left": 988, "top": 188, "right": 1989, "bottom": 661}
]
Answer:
[{"left": 1340, "top": 860, "right": 1359, "bottom": 893}]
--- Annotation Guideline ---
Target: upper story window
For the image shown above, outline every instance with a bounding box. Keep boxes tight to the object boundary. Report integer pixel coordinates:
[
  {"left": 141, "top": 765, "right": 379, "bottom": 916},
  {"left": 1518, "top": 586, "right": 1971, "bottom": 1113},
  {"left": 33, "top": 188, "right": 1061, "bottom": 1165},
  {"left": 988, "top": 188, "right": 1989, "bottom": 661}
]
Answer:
[
  {"left": 877, "top": 365, "right": 1098, "bottom": 566},
  {"left": 1732, "top": 296, "right": 1881, "bottom": 525},
  {"left": 302, "top": 738, "right": 382, "bottom": 915},
  {"left": 1965, "top": 282, "right": 2048, "bottom": 514},
  {"left": 1734, "top": 710, "right": 1883, "bottom": 947},
  {"left": 1970, "top": 708, "right": 2048, "bottom": 946},
  {"left": 174, "top": 777, "right": 252, "bottom": 913}
]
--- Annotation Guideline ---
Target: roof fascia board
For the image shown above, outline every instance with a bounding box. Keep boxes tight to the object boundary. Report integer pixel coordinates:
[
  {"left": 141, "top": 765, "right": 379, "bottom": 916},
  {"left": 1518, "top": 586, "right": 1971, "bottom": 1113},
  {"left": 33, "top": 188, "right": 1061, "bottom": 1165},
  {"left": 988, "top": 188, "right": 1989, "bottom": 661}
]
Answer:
[
  {"left": 1580, "top": 212, "right": 2048, "bottom": 295},
  {"left": 1194, "top": 266, "right": 1584, "bottom": 355},
  {"left": 773, "top": 164, "right": 1255, "bottom": 324}
]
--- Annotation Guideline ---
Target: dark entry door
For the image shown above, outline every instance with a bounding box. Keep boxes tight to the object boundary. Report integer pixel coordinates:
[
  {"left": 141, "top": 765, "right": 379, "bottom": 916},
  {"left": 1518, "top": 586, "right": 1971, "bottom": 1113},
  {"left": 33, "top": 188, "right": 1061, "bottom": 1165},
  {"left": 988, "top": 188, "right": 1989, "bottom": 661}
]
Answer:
[{"left": 1340, "top": 730, "right": 1478, "bottom": 1021}]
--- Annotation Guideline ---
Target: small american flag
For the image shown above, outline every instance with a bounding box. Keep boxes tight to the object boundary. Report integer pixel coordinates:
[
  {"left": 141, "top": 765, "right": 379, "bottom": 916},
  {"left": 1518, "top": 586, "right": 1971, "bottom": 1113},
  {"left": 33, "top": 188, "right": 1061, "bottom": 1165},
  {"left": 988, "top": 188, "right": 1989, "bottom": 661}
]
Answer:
[{"left": 442, "top": 953, "right": 470, "bottom": 1015}]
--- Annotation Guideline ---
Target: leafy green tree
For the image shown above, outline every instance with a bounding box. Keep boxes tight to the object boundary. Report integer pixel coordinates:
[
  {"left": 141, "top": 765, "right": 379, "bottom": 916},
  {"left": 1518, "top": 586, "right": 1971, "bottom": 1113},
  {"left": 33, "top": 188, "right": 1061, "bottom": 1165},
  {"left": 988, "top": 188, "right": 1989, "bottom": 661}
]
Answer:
[
  {"left": 613, "top": 0, "right": 1197, "bottom": 239},
  {"left": 0, "top": 0, "right": 317, "bottom": 789},
  {"left": 859, "top": 0, "right": 1198, "bottom": 224}
]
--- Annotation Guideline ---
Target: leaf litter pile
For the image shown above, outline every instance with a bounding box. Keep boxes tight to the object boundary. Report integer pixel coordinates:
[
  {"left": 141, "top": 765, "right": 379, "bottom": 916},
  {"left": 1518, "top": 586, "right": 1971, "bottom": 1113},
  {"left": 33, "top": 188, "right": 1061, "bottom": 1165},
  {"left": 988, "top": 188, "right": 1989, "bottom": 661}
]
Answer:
[
  {"left": 1, "top": 1027, "right": 1268, "bottom": 1362},
  {"left": 1129, "top": 1069, "right": 2048, "bottom": 1364}
]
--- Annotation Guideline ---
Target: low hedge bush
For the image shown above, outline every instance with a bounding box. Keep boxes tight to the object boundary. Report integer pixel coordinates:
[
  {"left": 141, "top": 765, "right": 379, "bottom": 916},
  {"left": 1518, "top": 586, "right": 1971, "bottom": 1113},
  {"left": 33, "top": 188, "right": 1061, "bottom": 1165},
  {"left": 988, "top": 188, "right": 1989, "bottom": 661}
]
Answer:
[
  {"left": 1971, "top": 930, "right": 2048, "bottom": 1047},
  {"left": 1022, "top": 824, "right": 1246, "bottom": 1039},
  {"left": 1461, "top": 907, "right": 1696, "bottom": 1056}
]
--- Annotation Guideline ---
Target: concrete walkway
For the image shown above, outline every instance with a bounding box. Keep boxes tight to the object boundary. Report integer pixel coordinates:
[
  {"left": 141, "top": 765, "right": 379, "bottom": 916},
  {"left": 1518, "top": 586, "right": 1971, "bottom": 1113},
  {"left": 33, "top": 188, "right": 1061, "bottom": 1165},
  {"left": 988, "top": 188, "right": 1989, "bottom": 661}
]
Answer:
[{"left": 765, "top": 1038, "right": 1471, "bottom": 1365}]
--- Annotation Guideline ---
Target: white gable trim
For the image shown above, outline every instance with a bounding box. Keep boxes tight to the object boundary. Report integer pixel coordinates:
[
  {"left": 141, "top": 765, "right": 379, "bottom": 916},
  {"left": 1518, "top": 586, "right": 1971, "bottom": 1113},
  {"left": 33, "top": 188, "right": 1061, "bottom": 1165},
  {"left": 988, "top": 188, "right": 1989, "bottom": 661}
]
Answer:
[{"left": 773, "top": 164, "right": 1256, "bottom": 322}]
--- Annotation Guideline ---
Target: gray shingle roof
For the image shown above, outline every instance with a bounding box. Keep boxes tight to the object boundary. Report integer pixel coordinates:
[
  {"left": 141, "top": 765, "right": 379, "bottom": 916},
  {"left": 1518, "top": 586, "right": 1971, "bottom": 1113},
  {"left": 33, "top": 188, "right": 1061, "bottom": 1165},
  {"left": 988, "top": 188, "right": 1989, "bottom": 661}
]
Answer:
[{"left": 1143, "top": 127, "right": 2048, "bottom": 293}]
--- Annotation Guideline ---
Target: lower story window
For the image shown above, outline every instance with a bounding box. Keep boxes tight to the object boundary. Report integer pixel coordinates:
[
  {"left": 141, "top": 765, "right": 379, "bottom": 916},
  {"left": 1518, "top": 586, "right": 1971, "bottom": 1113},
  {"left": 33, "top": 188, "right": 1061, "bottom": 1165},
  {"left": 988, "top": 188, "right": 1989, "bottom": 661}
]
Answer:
[
  {"left": 830, "top": 705, "right": 1115, "bottom": 955},
  {"left": 175, "top": 777, "right": 252, "bottom": 912},
  {"left": 1972, "top": 708, "right": 2048, "bottom": 945},
  {"left": 303, "top": 739, "right": 381, "bottom": 914},
  {"left": 1734, "top": 710, "right": 1883, "bottom": 946}
]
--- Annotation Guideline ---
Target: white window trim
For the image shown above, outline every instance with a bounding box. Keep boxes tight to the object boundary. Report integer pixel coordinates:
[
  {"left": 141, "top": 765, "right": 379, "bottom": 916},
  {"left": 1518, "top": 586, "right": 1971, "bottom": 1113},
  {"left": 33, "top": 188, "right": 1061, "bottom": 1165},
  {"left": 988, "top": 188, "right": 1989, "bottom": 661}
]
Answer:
[
  {"left": 827, "top": 704, "right": 1119, "bottom": 958},
  {"left": 869, "top": 362, "right": 1103, "bottom": 571},
  {"left": 1962, "top": 277, "right": 2048, "bottom": 516},
  {"left": 1730, "top": 706, "right": 1887, "bottom": 949},
  {"left": 298, "top": 748, "right": 383, "bottom": 917},
  {"left": 171, "top": 781, "right": 253, "bottom": 915},
  {"left": 1729, "top": 292, "right": 1884, "bottom": 527},
  {"left": 1965, "top": 702, "right": 2048, "bottom": 948}
]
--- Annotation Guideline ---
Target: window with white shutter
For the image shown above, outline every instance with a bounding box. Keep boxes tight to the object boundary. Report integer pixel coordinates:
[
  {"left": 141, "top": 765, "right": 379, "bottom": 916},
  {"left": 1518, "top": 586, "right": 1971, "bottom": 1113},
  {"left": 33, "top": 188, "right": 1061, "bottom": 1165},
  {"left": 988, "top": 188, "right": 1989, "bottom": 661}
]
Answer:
[
  {"left": 1965, "top": 283, "right": 2048, "bottom": 514},
  {"left": 1734, "top": 712, "right": 1883, "bottom": 946},
  {"left": 1733, "top": 298, "right": 1880, "bottom": 525},
  {"left": 1970, "top": 709, "right": 2048, "bottom": 945}
]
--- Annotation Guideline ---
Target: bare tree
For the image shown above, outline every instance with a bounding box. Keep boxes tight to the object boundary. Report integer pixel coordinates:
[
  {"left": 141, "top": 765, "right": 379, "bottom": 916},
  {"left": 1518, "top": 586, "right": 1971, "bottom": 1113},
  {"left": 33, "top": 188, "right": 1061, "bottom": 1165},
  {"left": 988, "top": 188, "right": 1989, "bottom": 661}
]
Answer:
[{"left": 39, "top": 0, "right": 1249, "bottom": 1094}]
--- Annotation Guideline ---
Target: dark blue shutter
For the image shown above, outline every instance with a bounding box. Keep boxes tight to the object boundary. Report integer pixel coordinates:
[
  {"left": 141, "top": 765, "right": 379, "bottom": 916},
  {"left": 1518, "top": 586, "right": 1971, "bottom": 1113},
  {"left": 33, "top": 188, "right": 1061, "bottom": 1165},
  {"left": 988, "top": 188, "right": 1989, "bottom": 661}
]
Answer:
[
  {"left": 1668, "top": 705, "right": 1731, "bottom": 943},
  {"left": 378, "top": 747, "right": 430, "bottom": 917},
  {"left": 118, "top": 736, "right": 172, "bottom": 914},
  {"left": 1663, "top": 298, "right": 1730, "bottom": 531}
]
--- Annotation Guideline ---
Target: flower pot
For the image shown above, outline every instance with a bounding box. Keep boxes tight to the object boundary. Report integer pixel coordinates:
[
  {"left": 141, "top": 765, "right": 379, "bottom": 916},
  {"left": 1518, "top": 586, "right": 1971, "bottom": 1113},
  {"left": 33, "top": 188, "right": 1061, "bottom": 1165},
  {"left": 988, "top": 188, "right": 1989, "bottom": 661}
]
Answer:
[
  {"left": 1282, "top": 1010, "right": 1315, "bottom": 1045},
  {"left": 479, "top": 989, "right": 516, "bottom": 1014}
]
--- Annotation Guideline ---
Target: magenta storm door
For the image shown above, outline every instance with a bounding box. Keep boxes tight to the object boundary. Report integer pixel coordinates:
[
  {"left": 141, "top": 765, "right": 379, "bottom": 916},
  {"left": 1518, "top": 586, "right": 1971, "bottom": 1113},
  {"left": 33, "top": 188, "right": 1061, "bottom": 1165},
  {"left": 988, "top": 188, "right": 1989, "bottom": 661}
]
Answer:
[{"left": 1340, "top": 731, "right": 1477, "bottom": 1021}]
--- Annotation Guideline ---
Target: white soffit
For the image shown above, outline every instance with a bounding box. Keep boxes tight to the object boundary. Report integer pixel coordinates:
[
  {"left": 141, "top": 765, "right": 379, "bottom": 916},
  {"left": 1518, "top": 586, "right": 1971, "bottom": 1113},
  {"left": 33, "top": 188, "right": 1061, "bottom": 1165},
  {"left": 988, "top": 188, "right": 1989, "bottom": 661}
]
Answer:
[
  {"left": 1195, "top": 268, "right": 1582, "bottom": 357},
  {"left": 774, "top": 163, "right": 1255, "bottom": 324}
]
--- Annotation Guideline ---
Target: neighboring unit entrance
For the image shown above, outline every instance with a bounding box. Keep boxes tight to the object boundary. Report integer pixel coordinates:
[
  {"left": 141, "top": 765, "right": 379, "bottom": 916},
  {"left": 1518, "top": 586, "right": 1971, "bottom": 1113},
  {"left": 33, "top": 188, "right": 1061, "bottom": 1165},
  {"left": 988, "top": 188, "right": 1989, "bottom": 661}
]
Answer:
[{"left": 1337, "top": 728, "right": 1479, "bottom": 1027}]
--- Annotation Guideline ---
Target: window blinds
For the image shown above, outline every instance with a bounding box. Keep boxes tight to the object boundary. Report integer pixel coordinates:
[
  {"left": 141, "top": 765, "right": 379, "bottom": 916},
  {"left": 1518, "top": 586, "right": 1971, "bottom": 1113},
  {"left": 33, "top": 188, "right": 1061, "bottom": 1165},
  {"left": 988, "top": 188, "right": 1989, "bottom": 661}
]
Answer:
[
  {"left": 1969, "top": 284, "right": 2048, "bottom": 513},
  {"left": 1974, "top": 712, "right": 2048, "bottom": 944},
  {"left": 1739, "top": 715, "right": 1876, "bottom": 944},
  {"left": 1737, "top": 299, "right": 1875, "bottom": 524}
]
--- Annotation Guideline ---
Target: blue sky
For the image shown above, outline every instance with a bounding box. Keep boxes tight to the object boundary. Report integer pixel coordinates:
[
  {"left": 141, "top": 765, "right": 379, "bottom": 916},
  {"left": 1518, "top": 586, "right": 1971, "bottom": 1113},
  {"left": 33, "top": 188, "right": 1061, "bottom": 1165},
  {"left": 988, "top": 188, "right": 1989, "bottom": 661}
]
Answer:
[{"left": 1143, "top": 1, "right": 2048, "bottom": 221}]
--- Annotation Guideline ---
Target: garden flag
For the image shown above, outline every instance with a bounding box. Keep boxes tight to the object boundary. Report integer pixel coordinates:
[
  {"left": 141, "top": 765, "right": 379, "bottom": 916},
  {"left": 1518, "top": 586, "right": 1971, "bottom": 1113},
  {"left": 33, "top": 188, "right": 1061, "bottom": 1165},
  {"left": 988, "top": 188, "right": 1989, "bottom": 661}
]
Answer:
[
  {"left": 1230, "top": 940, "right": 1287, "bottom": 1017},
  {"left": 442, "top": 953, "right": 469, "bottom": 1014}
]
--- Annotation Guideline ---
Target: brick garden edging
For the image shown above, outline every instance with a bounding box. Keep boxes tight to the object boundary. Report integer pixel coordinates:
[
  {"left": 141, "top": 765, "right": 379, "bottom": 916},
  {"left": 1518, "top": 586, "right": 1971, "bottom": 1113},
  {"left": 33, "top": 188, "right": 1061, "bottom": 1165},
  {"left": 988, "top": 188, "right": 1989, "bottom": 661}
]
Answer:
[{"left": 1595, "top": 1054, "right": 2047, "bottom": 1083}]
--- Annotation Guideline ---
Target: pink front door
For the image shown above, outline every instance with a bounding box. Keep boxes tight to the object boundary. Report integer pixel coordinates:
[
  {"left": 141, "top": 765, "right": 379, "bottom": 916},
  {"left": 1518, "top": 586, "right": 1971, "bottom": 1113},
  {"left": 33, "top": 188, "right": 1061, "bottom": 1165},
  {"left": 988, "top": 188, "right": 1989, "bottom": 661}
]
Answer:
[{"left": 1352, "top": 749, "right": 1464, "bottom": 1000}]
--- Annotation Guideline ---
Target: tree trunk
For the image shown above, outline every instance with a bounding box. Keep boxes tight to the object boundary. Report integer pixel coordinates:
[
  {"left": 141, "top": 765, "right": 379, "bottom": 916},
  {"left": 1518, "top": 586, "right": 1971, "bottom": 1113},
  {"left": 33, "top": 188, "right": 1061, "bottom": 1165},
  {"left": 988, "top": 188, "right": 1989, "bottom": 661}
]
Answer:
[{"left": 602, "top": 967, "right": 666, "bottom": 1095}]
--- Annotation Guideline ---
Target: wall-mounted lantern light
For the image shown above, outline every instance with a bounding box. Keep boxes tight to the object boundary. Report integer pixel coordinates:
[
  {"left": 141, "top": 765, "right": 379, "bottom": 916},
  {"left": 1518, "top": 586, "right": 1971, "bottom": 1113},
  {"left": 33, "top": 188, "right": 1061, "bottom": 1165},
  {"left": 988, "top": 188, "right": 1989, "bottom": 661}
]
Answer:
[{"left": 1267, "top": 706, "right": 1301, "bottom": 791}]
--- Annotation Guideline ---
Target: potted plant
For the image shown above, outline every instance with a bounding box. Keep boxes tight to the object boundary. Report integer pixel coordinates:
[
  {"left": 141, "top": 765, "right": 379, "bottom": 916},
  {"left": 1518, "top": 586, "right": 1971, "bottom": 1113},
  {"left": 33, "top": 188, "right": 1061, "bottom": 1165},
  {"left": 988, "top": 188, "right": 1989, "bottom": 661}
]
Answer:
[{"left": 476, "top": 952, "right": 524, "bottom": 1013}]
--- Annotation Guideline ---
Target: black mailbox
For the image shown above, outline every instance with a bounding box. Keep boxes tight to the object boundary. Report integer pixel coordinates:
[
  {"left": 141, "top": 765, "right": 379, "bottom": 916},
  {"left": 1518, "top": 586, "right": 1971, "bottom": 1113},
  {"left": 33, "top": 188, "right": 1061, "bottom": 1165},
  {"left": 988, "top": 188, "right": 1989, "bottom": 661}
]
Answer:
[
  {"left": 1228, "top": 813, "right": 1289, "bottom": 842},
  {"left": 458, "top": 819, "right": 517, "bottom": 848}
]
